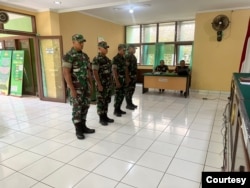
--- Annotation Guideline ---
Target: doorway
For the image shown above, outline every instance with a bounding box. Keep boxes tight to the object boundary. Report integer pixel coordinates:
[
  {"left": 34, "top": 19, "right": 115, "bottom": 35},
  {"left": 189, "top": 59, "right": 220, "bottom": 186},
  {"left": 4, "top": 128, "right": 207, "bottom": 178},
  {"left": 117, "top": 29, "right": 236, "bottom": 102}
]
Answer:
[
  {"left": 36, "top": 36, "right": 66, "bottom": 102},
  {"left": 0, "top": 37, "right": 37, "bottom": 96},
  {"left": 0, "top": 36, "right": 66, "bottom": 102}
]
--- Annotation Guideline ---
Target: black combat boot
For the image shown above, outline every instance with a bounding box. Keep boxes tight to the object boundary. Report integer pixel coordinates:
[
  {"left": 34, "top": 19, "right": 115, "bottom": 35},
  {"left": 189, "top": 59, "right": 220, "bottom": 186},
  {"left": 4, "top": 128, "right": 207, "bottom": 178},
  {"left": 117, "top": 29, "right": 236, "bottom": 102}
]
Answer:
[
  {"left": 118, "top": 108, "right": 126, "bottom": 114},
  {"left": 126, "top": 103, "right": 135, "bottom": 110},
  {"left": 82, "top": 120, "right": 95, "bottom": 134},
  {"left": 104, "top": 113, "right": 114, "bottom": 123},
  {"left": 129, "top": 99, "right": 137, "bottom": 108},
  {"left": 114, "top": 108, "right": 122, "bottom": 117},
  {"left": 99, "top": 114, "right": 108, "bottom": 126},
  {"left": 131, "top": 103, "right": 138, "bottom": 108},
  {"left": 126, "top": 99, "right": 135, "bottom": 110},
  {"left": 74, "top": 122, "right": 85, "bottom": 140}
]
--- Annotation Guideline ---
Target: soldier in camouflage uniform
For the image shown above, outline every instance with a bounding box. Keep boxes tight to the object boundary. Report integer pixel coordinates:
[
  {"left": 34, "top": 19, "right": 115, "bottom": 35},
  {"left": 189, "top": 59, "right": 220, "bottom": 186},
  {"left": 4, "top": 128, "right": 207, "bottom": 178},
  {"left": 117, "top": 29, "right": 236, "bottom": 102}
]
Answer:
[
  {"left": 92, "top": 41, "right": 114, "bottom": 126},
  {"left": 125, "top": 44, "right": 138, "bottom": 110},
  {"left": 62, "top": 34, "right": 95, "bottom": 140},
  {"left": 155, "top": 60, "right": 168, "bottom": 93},
  {"left": 112, "top": 44, "right": 129, "bottom": 117}
]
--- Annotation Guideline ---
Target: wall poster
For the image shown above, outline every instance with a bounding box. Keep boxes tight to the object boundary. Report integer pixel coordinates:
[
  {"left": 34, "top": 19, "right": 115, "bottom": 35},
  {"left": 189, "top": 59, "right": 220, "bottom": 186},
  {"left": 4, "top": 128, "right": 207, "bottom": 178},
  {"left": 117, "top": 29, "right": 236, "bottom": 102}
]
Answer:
[
  {"left": 10, "top": 50, "right": 25, "bottom": 96},
  {"left": 0, "top": 50, "right": 12, "bottom": 95}
]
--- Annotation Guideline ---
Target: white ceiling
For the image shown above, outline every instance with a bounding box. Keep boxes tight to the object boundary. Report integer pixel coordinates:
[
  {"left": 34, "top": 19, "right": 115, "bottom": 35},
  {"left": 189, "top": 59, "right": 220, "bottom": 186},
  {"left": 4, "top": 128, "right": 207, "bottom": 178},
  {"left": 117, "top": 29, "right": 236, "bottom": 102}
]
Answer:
[{"left": 1, "top": 0, "right": 250, "bottom": 25}]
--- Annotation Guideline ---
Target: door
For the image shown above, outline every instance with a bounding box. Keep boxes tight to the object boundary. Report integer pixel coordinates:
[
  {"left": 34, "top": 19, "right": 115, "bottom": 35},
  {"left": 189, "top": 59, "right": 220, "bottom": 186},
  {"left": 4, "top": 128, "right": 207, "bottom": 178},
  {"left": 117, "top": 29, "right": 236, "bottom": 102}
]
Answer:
[
  {"left": 0, "top": 37, "right": 37, "bottom": 96},
  {"left": 231, "top": 114, "right": 250, "bottom": 172},
  {"left": 17, "top": 38, "right": 37, "bottom": 95},
  {"left": 36, "top": 36, "right": 66, "bottom": 103}
]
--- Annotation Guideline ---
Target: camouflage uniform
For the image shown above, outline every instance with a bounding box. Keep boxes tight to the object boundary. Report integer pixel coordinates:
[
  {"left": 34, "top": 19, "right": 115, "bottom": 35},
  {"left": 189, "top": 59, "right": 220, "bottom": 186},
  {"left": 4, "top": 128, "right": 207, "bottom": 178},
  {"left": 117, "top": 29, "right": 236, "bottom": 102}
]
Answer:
[
  {"left": 112, "top": 45, "right": 127, "bottom": 115},
  {"left": 175, "top": 60, "right": 191, "bottom": 96},
  {"left": 125, "top": 45, "right": 138, "bottom": 109},
  {"left": 155, "top": 63, "right": 168, "bottom": 92},
  {"left": 92, "top": 50, "right": 113, "bottom": 118},
  {"left": 62, "top": 34, "right": 95, "bottom": 140},
  {"left": 155, "top": 65, "right": 168, "bottom": 72},
  {"left": 63, "top": 47, "right": 90, "bottom": 123}
]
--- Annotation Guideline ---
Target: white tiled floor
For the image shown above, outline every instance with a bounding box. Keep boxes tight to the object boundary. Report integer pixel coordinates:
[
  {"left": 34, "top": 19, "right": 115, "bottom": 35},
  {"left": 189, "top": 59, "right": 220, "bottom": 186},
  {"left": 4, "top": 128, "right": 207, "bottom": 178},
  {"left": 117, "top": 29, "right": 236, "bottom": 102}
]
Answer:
[{"left": 0, "top": 84, "right": 228, "bottom": 188}]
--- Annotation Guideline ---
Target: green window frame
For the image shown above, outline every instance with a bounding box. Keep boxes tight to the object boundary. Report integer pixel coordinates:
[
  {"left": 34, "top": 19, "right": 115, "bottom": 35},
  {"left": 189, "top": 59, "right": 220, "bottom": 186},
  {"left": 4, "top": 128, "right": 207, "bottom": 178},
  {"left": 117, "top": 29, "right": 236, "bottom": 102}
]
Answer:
[
  {"left": 0, "top": 10, "right": 36, "bottom": 35},
  {"left": 126, "top": 20, "right": 195, "bottom": 68}
]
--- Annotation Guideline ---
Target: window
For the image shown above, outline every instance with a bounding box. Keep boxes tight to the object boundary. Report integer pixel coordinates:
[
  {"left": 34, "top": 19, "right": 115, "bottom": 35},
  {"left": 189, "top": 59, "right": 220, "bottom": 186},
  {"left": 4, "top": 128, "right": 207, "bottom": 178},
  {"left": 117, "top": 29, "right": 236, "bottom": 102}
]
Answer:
[
  {"left": 0, "top": 10, "right": 36, "bottom": 34},
  {"left": 161, "top": 44, "right": 175, "bottom": 66},
  {"left": 141, "top": 44, "right": 156, "bottom": 65},
  {"left": 141, "top": 44, "right": 175, "bottom": 66},
  {"left": 134, "top": 46, "right": 141, "bottom": 64},
  {"left": 177, "top": 45, "right": 193, "bottom": 65},
  {"left": 158, "top": 22, "right": 175, "bottom": 42},
  {"left": 177, "top": 21, "right": 195, "bottom": 41},
  {"left": 126, "top": 25, "right": 140, "bottom": 43},
  {"left": 141, "top": 24, "right": 157, "bottom": 43},
  {"left": 126, "top": 20, "right": 195, "bottom": 66}
]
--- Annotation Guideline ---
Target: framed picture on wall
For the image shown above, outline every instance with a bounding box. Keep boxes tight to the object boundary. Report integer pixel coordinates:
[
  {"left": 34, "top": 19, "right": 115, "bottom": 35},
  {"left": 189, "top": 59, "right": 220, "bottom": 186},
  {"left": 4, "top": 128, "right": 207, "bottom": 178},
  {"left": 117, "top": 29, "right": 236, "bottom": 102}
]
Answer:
[{"left": 97, "top": 36, "right": 104, "bottom": 42}]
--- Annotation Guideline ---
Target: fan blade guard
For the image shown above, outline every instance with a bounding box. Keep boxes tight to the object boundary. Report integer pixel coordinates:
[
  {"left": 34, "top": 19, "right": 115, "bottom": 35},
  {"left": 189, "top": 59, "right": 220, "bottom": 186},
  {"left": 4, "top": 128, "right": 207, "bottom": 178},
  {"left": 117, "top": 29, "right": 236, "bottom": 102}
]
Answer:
[
  {"left": 212, "top": 14, "right": 229, "bottom": 31},
  {"left": 0, "top": 11, "right": 9, "bottom": 24}
]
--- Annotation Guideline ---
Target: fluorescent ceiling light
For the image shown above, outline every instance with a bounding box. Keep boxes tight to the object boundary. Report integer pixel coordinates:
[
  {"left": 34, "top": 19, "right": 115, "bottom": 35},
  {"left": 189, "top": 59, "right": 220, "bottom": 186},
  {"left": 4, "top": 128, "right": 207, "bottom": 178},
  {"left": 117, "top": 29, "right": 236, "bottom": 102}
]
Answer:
[{"left": 54, "top": 1, "right": 62, "bottom": 5}]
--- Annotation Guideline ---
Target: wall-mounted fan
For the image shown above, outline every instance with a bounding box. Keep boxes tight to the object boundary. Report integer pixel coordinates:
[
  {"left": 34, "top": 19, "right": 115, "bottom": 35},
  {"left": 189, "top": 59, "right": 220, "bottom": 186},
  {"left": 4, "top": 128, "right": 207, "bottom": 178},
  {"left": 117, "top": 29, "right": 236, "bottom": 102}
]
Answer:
[
  {"left": 0, "top": 11, "right": 9, "bottom": 24},
  {"left": 211, "top": 14, "right": 230, "bottom": 42}
]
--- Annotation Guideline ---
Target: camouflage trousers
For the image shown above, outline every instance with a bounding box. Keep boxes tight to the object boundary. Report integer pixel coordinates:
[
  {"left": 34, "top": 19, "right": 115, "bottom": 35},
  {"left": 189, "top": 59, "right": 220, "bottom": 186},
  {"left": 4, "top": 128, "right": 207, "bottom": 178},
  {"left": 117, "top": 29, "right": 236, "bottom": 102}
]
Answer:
[
  {"left": 96, "top": 86, "right": 112, "bottom": 115},
  {"left": 126, "top": 77, "right": 136, "bottom": 104},
  {"left": 70, "top": 87, "right": 90, "bottom": 124},
  {"left": 114, "top": 77, "right": 126, "bottom": 109}
]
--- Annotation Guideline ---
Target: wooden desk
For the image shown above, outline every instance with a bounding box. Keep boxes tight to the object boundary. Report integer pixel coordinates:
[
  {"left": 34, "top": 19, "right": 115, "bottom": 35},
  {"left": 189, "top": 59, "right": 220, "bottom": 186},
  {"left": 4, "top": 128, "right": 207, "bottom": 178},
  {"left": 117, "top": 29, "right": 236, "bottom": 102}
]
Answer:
[
  {"left": 143, "top": 73, "right": 190, "bottom": 97},
  {"left": 137, "top": 65, "right": 153, "bottom": 83},
  {"left": 226, "top": 73, "right": 250, "bottom": 172}
]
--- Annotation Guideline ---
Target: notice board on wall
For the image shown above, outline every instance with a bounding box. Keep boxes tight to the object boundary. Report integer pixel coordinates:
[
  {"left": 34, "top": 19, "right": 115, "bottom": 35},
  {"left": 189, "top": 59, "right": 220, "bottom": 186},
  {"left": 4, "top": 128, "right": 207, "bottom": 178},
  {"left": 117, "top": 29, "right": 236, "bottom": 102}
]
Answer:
[
  {"left": 10, "top": 50, "right": 25, "bottom": 96},
  {"left": 0, "top": 50, "right": 12, "bottom": 95}
]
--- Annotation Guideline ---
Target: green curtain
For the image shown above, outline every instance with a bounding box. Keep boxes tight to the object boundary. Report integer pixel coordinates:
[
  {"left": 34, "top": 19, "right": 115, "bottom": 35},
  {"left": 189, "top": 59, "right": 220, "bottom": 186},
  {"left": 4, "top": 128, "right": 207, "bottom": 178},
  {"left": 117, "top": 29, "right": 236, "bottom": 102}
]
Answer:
[
  {"left": 154, "top": 43, "right": 165, "bottom": 69},
  {"left": 142, "top": 45, "right": 149, "bottom": 65},
  {"left": 177, "top": 44, "right": 193, "bottom": 69},
  {"left": 177, "top": 47, "right": 183, "bottom": 64},
  {"left": 40, "top": 48, "right": 48, "bottom": 97},
  {"left": 189, "top": 45, "right": 193, "bottom": 70}
]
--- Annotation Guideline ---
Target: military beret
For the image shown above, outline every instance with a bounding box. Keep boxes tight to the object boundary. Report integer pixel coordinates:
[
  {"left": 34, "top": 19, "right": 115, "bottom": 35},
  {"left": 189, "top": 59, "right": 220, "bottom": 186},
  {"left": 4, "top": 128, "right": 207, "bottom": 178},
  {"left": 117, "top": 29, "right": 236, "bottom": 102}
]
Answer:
[
  {"left": 118, "top": 44, "right": 126, "bottom": 50},
  {"left": 72, "top": 34, "right": 86, "bottom": 42},
  {"left": 127, "top": 44, "right": 137, "bottom": 49},
  {"left": 98, "top": 41, "right": 109, "bottom": 49}
]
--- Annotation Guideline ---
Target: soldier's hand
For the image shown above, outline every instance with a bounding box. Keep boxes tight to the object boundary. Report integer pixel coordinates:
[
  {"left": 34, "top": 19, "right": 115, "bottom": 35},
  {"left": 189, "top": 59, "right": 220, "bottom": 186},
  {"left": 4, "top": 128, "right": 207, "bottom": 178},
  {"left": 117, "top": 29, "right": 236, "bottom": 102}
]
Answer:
[
  {"left": 116, "top": 82, "right": 121, "bottom": 88},
  {"left": 89, "top": 85, "right": 93, "bottom": 96},
  {"left": 126, "top": 78, "right": 131, "bottom": 86},
  {"left": 70, "top": 89, "right": 77, "bottom": 98},
  {"left": 98, "top": 84, "right": 103, "bottom": 92}
]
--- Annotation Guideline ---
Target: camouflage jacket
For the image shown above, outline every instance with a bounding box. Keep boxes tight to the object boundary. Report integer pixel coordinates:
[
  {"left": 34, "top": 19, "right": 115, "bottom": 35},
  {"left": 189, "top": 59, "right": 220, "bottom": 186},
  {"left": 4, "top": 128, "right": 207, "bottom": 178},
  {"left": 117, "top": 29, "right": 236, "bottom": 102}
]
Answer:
[
  {"left": 112, "top": 53, "right": 126, "bottom": 76},
  {"left": 155, "top": 65, "right": 168, "bottom": 72},
  {"left": 92, "top": 53, "right": 112, "bottom": 87},
  {"left": 125, "top": 53, "right": 137, "bottom": 76},
  {"left": 62, "top": 47, "right": 90, "bottom": 88}
]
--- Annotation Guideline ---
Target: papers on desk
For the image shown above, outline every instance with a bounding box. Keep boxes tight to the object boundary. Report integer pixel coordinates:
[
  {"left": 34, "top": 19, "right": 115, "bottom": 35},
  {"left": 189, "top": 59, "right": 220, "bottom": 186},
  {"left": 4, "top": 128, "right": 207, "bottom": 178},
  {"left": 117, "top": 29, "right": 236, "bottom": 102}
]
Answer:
[
  {"left": 153, "top": 71, "right": 161, "bottom": 75},
  {"left": 239, "top": 77, "right": 250, "bottom": 85}
]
